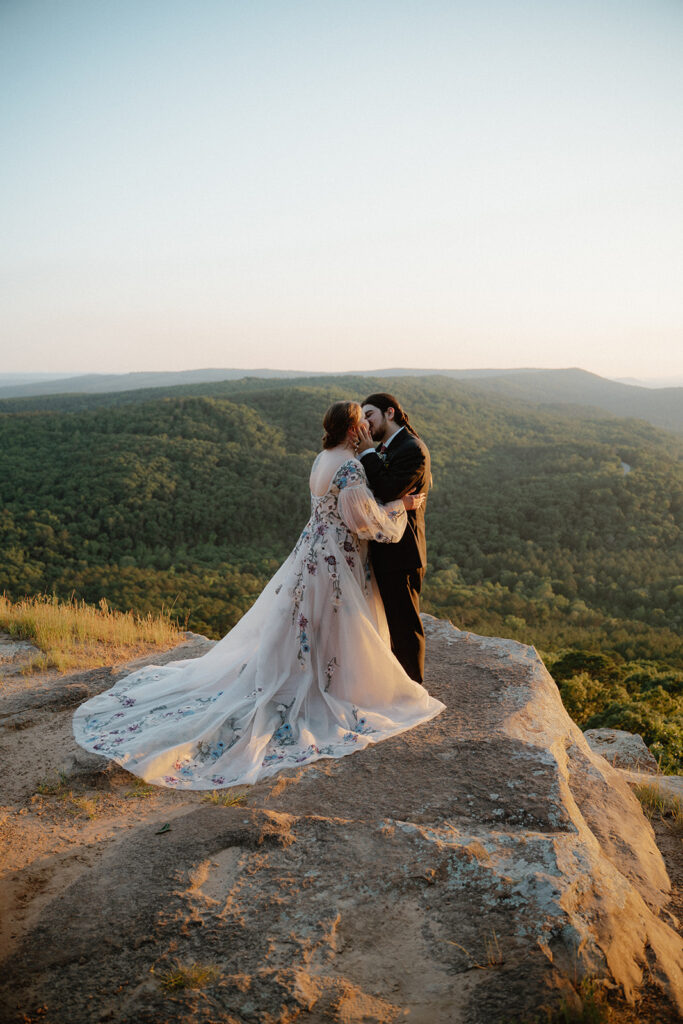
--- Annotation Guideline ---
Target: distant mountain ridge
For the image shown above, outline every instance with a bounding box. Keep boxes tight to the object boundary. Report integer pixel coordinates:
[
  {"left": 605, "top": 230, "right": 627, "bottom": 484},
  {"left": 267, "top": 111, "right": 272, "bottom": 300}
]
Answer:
[
  {"left": 0, "top": 366, "right": 680, "bottom": 435},
  {"left": 614, "top": 375, "right": 683, "bottom": 389},
  {"left": 0, "top": 367, "right": 306, "bottom": 398},
  {"left": 374, "top": 367, "right": 683, "bottom": 434},
  {"left": 461, "top": 368, "right": 683, "bottom": 436},
  {"left": 0, "top": 372, "right": 77, "bottom": 387}
]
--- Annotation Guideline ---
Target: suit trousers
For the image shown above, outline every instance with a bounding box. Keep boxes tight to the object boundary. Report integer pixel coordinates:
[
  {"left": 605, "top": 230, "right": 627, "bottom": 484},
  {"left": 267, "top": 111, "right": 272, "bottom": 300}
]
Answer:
[{"left": 374, "top": 567, "right": 426, "bottom": 684}]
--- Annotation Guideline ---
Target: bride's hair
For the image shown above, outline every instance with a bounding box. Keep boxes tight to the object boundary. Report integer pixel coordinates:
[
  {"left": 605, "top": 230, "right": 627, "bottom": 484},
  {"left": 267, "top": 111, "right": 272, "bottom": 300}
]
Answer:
[
  {"left": 361, "top": 392, "right": 420, "bottom": 437},
  {"left": 322, "top": 401, "right": 362, "bottom": 449}
]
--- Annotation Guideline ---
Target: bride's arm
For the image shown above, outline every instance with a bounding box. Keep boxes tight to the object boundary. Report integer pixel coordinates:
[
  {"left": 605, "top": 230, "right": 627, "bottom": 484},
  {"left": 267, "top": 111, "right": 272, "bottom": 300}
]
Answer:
[{"left": 337, "top": 480, "right": 407, "bottom": 543}]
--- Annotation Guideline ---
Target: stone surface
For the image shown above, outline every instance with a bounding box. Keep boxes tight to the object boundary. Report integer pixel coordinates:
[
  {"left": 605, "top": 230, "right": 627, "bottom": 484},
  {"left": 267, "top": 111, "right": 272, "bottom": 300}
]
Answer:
[
  {"left": 0, "top": 616, "right": 681, "bottom": 1024},
  {"left": 0, "top": 631, "right": 42, "bottom": 674},
  {"left": 585, "top": 727, "right": 660, "bottom": 771},
  {"left": 617, "top": 770, "right": 683, "bottom": 803}
]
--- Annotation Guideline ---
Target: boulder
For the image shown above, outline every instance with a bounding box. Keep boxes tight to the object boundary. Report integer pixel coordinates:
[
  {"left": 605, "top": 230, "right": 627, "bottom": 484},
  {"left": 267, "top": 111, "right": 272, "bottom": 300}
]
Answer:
[
  {"left": 0, "top": 631, "right": 42, "bottom": 675},
  {"left": 585, "top": 727, "right": 660, "bottom": 772},
  {"left": 0, "top": 616, "right": 681, "bottom": 1024}
]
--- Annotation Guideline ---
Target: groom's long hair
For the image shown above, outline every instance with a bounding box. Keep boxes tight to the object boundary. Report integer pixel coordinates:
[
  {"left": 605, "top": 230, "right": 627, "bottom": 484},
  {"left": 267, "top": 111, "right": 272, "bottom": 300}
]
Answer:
[{"left": 361, "top": 393, "right": 420, "bottom": 438}]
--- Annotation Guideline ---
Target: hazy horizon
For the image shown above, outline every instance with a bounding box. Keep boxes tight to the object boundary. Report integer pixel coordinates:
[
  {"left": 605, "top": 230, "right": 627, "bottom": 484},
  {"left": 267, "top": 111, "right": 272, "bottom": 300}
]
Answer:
[
  {"left": 2, "top": 1, "right": 682, "bottom": 379},
  {"left": 1, "top": 365, "right": 682, "bottom": 391}
]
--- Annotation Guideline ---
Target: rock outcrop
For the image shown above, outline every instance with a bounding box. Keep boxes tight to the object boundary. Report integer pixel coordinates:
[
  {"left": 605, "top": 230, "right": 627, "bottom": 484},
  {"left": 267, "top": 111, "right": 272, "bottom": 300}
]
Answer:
[
  {"left": 584, "top": 727, "right": 660, "bottom": 771},
  {"left": 0, "top": 617, "right": 681, "bottom": 1024},
  {"left": 0, "top": 631, "right": 41, "bottom": 674}
]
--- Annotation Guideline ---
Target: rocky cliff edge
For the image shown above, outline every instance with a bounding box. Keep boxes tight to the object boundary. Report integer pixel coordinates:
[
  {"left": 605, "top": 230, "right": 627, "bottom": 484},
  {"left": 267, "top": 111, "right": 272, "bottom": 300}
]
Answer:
[{"left": 0, "top": 616, "right": 681, "bottom": 1024}]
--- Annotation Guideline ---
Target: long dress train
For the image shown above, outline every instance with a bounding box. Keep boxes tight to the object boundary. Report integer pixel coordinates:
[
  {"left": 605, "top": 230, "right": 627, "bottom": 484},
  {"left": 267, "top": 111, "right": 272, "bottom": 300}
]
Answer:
[{"left": 72, "top": 458, "right": 445, "bottom": 789}]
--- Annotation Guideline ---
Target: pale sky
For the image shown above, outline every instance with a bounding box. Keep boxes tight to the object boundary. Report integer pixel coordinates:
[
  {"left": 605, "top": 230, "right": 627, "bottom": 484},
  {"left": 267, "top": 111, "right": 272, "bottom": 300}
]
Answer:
[{"left": 1, "top": 0, "right": 682, "bottom": 378}]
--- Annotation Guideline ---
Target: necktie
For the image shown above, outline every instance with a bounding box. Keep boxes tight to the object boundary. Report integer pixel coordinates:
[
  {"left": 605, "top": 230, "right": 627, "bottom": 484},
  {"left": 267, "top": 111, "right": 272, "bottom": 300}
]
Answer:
[{"left": 378, "top": 443, "right": 388, "bottom": 455}]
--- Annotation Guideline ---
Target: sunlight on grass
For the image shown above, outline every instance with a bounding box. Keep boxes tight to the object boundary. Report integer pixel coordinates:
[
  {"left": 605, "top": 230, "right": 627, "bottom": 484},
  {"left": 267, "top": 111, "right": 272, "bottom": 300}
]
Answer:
[
  {"left": 125, "top": 778, "right": 157, "bottom": 799},
  {"left": 20, "top": 653, "right": 50, "bottom": 675},
  {"left": 66, "top": 793, "right": 102, "bottom": 819},
  {"left": 31, "top": 771, "right": 106, "bottom": 819},
  {"left": 634, "top": 781, "right": 683, "bottom": 834},
  {"left": 153, "top": 962, "right": 220, "bottom": 990},
  {"left": 0, "top": 592, "right": 182, "bottom": 673},
  {"left": 200, "top": 788, "right": 248, "bottom": 807},
  {"left": 34, "top": 770, "right": 70, "bottom": 796}
]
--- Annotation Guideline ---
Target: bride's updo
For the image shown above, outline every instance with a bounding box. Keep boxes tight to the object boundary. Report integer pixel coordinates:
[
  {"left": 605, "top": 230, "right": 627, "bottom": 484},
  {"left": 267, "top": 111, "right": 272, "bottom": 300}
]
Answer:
[{"left": 322, "top": 401, "right": 362, "bottom": 449}]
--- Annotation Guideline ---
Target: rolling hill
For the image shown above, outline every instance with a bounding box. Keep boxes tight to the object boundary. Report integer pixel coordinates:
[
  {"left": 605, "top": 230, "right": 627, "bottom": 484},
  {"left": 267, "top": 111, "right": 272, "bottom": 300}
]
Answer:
[{"left": 0, "top": 367, "right": 680, "bottom": 436}]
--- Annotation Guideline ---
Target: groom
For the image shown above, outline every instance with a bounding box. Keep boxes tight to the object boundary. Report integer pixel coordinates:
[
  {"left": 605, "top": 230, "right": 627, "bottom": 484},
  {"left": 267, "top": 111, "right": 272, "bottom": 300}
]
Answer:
[{"left": 356, "top": 392, "right": 431, "bottom": 684}]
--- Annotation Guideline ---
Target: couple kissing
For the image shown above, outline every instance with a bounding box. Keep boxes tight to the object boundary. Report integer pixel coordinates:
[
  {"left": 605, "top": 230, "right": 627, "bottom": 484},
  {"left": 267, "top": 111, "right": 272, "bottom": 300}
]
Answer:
[{"left": 73, "top": 391, "right": 443, "bottom": 790}]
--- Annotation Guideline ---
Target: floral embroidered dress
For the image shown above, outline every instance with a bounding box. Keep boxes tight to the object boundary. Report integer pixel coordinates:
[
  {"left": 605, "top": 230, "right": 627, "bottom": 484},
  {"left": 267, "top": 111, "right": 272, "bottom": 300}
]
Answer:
[{"left": 72, "top": 457, "right": 445, "bottom": 789}]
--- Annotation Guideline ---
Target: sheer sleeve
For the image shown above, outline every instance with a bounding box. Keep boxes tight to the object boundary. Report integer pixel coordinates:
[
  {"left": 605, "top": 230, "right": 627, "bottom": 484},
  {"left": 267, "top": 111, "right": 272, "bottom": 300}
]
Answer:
[{"left": 336, "top": 463, "right": 407, "bottom": 543}]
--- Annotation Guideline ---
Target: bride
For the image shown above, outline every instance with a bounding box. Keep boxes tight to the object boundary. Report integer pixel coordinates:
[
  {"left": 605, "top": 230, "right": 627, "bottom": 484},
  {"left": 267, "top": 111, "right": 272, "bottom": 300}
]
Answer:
[{"left": 72, "top": 401, "right": 445, "bottom": 789}]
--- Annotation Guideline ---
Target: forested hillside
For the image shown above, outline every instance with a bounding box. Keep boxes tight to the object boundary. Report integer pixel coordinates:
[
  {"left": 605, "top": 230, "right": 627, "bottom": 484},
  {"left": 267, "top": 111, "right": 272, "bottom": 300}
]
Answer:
[
  {"left": 1, "top": 375, "right": 681, "bottom": 768},
  {"left": 0, "top": 366, "right": 680, "bottom": 436},
  {"left": 462, "top": 368, "right": 683, "bottom": 436}
]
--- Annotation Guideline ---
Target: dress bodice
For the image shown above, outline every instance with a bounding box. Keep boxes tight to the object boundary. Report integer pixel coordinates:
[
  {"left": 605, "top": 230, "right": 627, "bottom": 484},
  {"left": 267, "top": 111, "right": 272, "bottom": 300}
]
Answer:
[
  {"left": 310, "top": 458, "right": 361, "bottom": 517},
  {"left": 307, "top": 457, "right": 407, "bottom": 544}
]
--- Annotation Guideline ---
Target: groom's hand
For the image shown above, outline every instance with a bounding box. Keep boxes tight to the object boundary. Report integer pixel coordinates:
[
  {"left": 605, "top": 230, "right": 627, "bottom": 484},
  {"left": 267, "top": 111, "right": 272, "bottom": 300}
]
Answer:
[{"left": 355, "top": 421, "right": 374, "bottom": 451}]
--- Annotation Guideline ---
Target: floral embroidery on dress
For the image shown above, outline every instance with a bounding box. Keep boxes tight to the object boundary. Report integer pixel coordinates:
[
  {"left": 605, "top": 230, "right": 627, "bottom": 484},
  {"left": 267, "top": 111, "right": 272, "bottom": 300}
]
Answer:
[
  {"left": 342, "top": 719, "right": 376, "bottom": 742},
  {"left": 262, "top": 736, "right": 359, "bottom": 768},
  {"left": 260, "top": 699, "right": 378, "bottom": 771},
  {"left": 324, "top": 657, "right": 338, "bottom": 692},
  {"left": 354, "top": 497, "right": 405, "bottom": 542},
  {"left": 81, "top": 678, "right": 227, "bottom": 756},
  {"left": 296, "top": 614, "right": 310, "bottom": 667},
  {"left": 350, "top": 705, "right": 376, "bottom": 736},
  {"left": 335, "top": 462, "right": 365, "bottom": 489},
  {"left": 290, "top": 462, "right": 365, "bottom": 632},
  {"left": 287, "top": 458, "right": 405, "bottom": 662},
  {"left": 324, "top": 554, "right": 342, "bottom": 608},
  {"left": 170, "top": 724, "right": 243, "bottom": 780},
  {"left": 268, "top": 700, "right": 297, "bottom": 747}
]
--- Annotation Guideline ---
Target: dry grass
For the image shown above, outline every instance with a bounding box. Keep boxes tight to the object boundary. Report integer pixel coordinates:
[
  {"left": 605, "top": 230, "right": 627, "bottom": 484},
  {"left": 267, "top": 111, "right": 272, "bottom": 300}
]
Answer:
[
  {"left": 446, "top": 928, "right": 504, "bottom": 969},
  {"left": 153, "top": 961, "right": 221, "bottom": 990},
  {"left": 124, "top": 778, "right": 157, "bottom": 799},
  {"left": 633, "top": 782, "right": 683, "bottom": 834},
  {"left": 31, "top": 771, "right": 106, "bottom": 819},
  {"left": 0, "top": 592, "right": 182, "bottom": 673},
  {"left": 34, "top": 770, "right": 70, "bottom": 796},
  {"left": 200, "top": 788, "right": 248, "bottom": 807},
  {"left": 66, "top": 794, "right": 103, "bottom": 819}
]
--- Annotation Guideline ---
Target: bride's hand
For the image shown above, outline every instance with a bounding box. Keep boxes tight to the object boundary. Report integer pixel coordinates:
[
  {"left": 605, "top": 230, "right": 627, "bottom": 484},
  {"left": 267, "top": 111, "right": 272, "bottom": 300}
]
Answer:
[
  {"left": 355, "top": 421, "right": 374, "bottom": 451},
  {"left": 402, "top": 490, "right": 425, "bottom": 511}
]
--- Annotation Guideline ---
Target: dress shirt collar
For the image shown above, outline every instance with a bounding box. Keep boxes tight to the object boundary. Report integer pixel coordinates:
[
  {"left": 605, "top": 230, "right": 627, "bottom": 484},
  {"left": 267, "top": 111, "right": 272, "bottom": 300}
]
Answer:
[{"left": 382, "top": 425, "right": 405, "bottom": 449}]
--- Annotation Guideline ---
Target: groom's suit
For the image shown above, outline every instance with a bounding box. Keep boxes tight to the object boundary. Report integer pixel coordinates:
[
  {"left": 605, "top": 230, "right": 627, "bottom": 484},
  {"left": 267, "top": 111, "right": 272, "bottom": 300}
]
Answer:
[{"left": 360, "top": 427, "right": 431, "bottom": 683}]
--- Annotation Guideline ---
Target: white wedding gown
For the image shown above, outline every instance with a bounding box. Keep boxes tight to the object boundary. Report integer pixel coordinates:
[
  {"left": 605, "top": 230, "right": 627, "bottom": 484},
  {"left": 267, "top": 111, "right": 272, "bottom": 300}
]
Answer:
[{"left": 72, "top": 457, "right": 445, "bottom": 789}]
